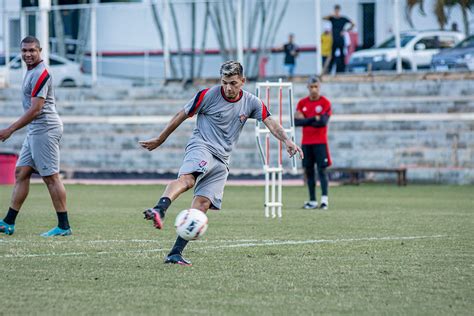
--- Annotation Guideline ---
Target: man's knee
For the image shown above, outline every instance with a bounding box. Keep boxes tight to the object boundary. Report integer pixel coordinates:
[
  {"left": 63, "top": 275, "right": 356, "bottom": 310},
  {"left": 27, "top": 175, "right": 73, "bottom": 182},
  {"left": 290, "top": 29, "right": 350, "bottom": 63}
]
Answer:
[
  {"left": 178, "top": 174, "right": 196, "bottom": 190},
  {"left": 15, "top": 167, "right": 32, "bottom": 182},
  {"left": 192, "top": 196, "right": 211, "bottom": 213},
  {"left": 42, "top": 173, "right": 61, "bottom": 186}
]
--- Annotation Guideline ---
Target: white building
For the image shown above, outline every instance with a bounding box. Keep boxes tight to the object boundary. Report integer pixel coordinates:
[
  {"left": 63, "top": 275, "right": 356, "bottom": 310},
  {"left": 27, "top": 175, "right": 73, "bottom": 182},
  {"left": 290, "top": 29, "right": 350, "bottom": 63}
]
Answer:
[{"left": 1, "top": 0, "right": 472, "bottom": 80}]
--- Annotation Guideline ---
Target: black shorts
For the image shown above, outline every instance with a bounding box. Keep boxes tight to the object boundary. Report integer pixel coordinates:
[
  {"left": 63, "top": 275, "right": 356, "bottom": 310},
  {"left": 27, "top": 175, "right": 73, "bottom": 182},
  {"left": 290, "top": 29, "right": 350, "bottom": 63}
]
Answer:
[{"left": 302, "top": 144, "right": 332, "bottom": 169}]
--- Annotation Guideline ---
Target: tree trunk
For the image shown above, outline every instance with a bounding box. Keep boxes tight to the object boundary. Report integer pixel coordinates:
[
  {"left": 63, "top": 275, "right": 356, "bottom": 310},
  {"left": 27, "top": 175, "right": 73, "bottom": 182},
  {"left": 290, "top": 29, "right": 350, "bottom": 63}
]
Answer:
[
  {"left": 169, "top": 3, "right": 185, "bottom": 80},
  {"left": 197, "top": 2, "right": 210, "bottom": 77},
  {"left": 190, "top": 2, "right": 196, "bottom": 82},
  {"left": 151, "top": 1, "right": 177, "bottom": 78}
]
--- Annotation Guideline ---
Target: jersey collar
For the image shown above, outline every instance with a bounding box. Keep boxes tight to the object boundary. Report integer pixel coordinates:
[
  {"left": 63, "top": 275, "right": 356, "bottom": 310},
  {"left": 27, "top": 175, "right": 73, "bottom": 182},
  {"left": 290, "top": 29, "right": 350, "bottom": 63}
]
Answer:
[{"left": 221, "top": 87, "right": 243, "bottom": 103}]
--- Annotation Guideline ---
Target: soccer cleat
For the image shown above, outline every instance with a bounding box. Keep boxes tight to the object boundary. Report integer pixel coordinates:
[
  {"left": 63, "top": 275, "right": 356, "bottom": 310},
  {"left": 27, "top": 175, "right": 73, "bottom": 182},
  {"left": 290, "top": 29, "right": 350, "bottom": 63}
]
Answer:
[
  {"left": 143, "top": 208, "right": 164, "bottom": 230},
  {"left": 0, "top": 220, "right": 15, "bottom": 235},
  {"left": 302, "top": 201, "right": 318, "bottom": 209},
  {"left": 40, "top": 226, "right": 72, "bottom": 237},
  {"left": 320, "top": 203, "right": 328, "bottom": 210},
  {"left": 164, "top": 254, "right": 192, "bottom": 266}
]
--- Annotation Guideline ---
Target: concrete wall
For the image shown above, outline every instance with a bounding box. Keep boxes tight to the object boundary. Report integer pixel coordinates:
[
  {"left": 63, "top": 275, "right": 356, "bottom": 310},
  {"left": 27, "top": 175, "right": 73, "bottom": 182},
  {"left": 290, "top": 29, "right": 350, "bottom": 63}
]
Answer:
[{"left": 0, "top": 73, "right": 473, "bottom": 184}]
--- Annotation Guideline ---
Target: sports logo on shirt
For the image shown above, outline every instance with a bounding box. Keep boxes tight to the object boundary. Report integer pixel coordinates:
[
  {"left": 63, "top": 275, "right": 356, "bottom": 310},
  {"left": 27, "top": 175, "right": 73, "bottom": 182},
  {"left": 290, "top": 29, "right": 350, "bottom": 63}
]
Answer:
[
  {"left": 315, "top": 105, "right": 323, "bottom": 113},
  {"left": 239, "top": 114, "right": 248, "bottom": 124}
]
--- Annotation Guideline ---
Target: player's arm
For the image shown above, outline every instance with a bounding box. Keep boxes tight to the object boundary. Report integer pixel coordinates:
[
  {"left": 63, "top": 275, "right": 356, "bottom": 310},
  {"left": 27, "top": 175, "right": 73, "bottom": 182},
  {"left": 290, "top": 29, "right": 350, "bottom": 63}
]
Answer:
[
  {"left": 311, "top": 113, "right": 331, "bottom": 127},
  {"left": 322, "top": 15, "right": 332, "bottom": 20},
  {"left": 139, "top": 109, "right": 188, "bottom": 151},
  {"left": 263, "top": 116, "right": 303, "bottom": 159},
  {"left": 294, "top": 110, "right": 317, "bottom": 127},
  {"left": 0, "top": 97, "right": 45, "bottom": 142}
]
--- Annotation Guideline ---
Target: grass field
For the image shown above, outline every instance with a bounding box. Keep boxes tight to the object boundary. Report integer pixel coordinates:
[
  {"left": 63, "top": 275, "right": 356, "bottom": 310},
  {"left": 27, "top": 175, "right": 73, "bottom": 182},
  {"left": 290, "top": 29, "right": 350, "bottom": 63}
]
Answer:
[{"left": 0, "top": 183, "right": 472, "bottom": 315}]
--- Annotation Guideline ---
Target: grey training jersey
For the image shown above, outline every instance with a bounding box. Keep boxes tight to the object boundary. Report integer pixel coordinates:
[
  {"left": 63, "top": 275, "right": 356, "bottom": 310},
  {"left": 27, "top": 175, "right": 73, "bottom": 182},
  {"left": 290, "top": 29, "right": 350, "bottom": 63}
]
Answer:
[
  {"left": 22, "top": 61, "right": 62, "bottom": 134},
  {"left": 183, "top": 85, "right": 271, "bottom": 165}
]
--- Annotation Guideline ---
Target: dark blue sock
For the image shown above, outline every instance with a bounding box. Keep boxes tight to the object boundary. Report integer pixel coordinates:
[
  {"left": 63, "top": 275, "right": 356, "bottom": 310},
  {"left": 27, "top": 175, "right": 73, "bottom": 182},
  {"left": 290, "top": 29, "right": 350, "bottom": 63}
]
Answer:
[
  {"left": 154, "top": 197, "right": 171, "bottom": 217},
  {"left": 4, "top": 207, "right": 18, "bottom": 225},
  {"left": 56, "top": 212, "right": 70, "bottom": 230},
  {"left": 168, "top": 236, "right": 189, "bottom": 256}
]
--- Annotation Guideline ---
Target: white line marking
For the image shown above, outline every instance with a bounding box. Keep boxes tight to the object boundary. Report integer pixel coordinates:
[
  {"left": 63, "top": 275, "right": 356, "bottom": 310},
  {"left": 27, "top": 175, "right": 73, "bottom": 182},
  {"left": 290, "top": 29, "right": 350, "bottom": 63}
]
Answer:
[{"left": 0, "top": 235, "right": 447, "bottom": 259}]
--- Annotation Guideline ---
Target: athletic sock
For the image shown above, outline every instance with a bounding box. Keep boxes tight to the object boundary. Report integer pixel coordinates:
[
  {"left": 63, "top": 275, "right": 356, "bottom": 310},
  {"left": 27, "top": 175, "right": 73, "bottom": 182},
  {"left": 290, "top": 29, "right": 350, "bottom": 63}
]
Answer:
[
  {"left": 168, "top": 236, "right": 189, "bottom": 256},
  {"left": 154, "top": 197, "right": 171, "bottom": 218},
  {"left": 56, "top": 212, "right": 70, "bottom": 230},
  {"left": 321, "top": 195, "right": 329, "bottom": 205},
  {"left": 3, "top": 207, "right": 19, "bottom": 225}
]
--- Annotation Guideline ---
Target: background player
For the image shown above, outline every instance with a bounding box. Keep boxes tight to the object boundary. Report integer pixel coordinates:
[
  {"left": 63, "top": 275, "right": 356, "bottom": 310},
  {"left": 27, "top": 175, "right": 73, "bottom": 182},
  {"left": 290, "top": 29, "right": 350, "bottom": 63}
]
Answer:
[
  {"left": 0, "top": 36, "right": 71, "bottom": 236},
  {"left": 295, "top": 76, "right": 332, "bottom": 210},
  {"left": 139, "top": 61, "right": 303, "bottom": 266}
]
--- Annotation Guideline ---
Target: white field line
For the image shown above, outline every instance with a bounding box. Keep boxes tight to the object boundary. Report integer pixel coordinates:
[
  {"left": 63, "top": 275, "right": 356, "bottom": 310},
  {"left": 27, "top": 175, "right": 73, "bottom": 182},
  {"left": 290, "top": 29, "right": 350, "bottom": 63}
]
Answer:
[{"left": 0, "top": 235, "right": 447, "bottom": 259}]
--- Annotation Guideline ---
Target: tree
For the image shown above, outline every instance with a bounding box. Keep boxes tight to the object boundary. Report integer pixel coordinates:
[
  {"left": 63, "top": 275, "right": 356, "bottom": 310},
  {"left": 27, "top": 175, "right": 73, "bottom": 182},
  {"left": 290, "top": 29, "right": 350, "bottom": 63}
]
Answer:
[{"left": 406, "top": 0, "right": 473, "bottom": 36}]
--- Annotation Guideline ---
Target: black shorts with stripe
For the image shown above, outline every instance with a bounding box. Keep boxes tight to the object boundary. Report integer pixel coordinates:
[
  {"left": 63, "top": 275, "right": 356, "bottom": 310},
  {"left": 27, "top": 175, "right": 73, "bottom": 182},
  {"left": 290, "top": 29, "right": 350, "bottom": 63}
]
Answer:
[{"left": 302, "top": 144, "right": 332, "bottom": 169}]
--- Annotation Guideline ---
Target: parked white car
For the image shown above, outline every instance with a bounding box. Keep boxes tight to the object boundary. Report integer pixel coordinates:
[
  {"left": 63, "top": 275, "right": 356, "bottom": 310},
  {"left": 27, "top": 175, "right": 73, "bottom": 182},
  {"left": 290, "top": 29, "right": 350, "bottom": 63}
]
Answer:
[
  {"left": 0, "top": 54, "right": 85, "bottom": 87},
  {"left": 348, "top": 30, "right": 465, "bottom": 72}
]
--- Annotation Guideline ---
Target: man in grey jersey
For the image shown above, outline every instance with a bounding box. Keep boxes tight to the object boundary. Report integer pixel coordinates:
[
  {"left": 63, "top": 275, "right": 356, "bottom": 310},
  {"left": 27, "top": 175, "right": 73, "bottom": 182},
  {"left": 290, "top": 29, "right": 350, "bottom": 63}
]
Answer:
[
  {"left": 0, "top": 36, "right": 71, "bottom": 237},
  {"left": 139, "top": 60, "right": 303, "bottom": 266}
]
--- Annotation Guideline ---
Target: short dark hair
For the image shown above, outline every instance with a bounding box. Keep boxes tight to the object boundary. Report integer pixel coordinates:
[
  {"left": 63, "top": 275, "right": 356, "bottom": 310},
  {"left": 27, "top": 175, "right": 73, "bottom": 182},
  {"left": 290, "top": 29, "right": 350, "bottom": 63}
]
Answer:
[
  {"left": 220, "top": 60, "right": 244, "bottom": 77},
  {"left": 307, "top": 76, "right": 321, "bottom": 84},
  {"left": 21, "top": 36, "right": 41, "bottom": 48},
  {"left": 334, "top": 4, "right": 341, "bottom": 10}
]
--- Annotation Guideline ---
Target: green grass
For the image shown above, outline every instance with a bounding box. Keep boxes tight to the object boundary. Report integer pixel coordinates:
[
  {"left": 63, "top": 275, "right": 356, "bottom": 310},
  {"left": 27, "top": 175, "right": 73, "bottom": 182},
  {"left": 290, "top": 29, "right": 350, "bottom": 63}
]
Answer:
[{"left": 0, "top": 183, "right": 473, "bottom": 315}]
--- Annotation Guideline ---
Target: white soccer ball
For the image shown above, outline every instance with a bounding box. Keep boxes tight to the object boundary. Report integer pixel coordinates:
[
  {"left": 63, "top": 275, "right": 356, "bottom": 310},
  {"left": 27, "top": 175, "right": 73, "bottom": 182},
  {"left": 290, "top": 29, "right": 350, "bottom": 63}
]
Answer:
[{"left": 174, "top": 208, "right": 209, "bottom": 241}]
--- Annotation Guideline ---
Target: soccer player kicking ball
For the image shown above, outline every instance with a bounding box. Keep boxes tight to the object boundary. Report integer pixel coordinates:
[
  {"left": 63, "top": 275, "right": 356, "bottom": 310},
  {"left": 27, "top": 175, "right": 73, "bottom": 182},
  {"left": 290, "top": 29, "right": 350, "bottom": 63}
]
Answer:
[
  {"left": 139, "top": 61, "right": 303, "bottom": 266},
  {"left": 0, "top": 36, "right": 71, "bottom": 236}
]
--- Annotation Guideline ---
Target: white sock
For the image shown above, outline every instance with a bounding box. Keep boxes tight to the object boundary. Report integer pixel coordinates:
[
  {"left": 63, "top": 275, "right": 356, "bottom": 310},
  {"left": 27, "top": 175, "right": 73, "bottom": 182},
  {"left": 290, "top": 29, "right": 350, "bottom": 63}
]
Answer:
[{"left": 321, "top": 196, "right": 328, "bottom": 205}]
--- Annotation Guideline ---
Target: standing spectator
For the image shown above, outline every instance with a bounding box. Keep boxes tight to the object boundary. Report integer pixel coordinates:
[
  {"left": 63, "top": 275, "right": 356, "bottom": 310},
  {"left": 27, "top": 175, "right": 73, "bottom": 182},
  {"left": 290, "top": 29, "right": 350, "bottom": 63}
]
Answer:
[
  {"left": 321, "top": 22, "right": 333, "bottom": 74},
  {"left": 282, "top": 33, "right": 299, "bottom": 79},
  {"left": 294, "top": 76, "right": 332, "bottom": 210},
  {"left": 323, "top": 4, "right": 355, "bottom": 73}
]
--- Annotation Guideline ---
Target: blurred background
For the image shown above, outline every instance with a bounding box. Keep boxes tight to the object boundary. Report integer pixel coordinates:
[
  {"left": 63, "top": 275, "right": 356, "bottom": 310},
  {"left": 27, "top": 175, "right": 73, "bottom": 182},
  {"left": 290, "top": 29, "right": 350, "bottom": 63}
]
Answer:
[{"left": 0, "top": 0, "right": 473, "bottom": 184}]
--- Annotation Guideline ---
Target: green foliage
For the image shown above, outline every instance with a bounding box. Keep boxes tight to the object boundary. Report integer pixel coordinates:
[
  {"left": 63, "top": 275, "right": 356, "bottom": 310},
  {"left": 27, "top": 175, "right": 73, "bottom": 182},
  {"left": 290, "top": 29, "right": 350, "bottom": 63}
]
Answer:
[{"left": 0, "top": 184, "right": 473, "bottom": 315}]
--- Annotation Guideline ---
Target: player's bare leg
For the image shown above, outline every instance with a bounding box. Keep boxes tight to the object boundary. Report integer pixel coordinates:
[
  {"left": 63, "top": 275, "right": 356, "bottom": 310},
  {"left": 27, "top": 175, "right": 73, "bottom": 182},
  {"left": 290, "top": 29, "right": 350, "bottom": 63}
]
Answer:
[
  {"left": 165, "top": 195, "right": 212, "bottom": 266},
  {"left": 10, "top": 166, "right": 34, "bottom": 211},
  {"left": 0, "top": 166, "right": 34, "bottom": 235},
  {"left": 40, "top": 173, "right": 71, "bottom": 236},
  {"left": 43, "top": 174, "right": 67, "bottom": 212},
  {"left": 190, "top": 195, "right": 212, "bottom": 213},
  {"left": 144, "top": 173, "right": 197, "bottom": 229}
]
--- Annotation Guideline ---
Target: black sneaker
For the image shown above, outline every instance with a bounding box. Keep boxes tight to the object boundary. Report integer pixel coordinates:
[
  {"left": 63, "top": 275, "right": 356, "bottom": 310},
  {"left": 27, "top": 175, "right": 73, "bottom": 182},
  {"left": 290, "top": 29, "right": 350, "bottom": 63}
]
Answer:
[
  {"left": 143, "top": 208, "right": 164, "bottom": 229},
  {"left": 164, "top": 254, "right": 192, "bottom": 266},
  {"left": 320, "top": 203, "right": 328, "bottom": 210}
]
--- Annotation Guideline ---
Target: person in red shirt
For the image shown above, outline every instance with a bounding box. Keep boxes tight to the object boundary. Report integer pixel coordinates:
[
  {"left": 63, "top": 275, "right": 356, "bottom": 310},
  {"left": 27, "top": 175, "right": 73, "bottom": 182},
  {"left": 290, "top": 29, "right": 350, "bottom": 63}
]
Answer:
[{"left": 295, "top": 76, "right": 332, "bottom": 209}]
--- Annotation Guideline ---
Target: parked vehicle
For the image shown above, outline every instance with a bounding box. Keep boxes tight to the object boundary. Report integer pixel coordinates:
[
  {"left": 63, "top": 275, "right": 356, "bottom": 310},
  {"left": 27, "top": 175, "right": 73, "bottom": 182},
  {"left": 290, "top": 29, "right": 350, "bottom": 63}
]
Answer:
[
  {"left": 431, "top": 35, "right": 474, "bottom": 71},
  {"left": 347, "top": 30, "right": 464, "bottom": 72},
  {"left": 0, "top": 54, "right": 85, "bottom": 87}
]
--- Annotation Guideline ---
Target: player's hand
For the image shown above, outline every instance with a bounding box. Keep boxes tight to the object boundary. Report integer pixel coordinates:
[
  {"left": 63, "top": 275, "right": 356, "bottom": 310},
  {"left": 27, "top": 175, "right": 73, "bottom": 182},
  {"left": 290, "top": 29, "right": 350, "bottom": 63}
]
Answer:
[
  {"left": 138, "top": 137, "right": 163, "bottom": 151},
  {"left": 0, "top": 128, "right": 13, "bottom": 142},
  {"left": 285, "top": 140, "right": 304, "bottom": 159}
]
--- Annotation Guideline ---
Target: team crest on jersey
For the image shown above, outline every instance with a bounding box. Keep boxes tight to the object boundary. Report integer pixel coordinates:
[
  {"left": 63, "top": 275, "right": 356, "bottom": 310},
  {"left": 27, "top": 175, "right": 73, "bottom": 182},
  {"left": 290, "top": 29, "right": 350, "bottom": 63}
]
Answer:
[
  {"left": 315, "top": 105, "right": 323, "bottom": 113},
  {"left": 199, "top": 160, "right": 207, "bottom": 168},
  {"left": 239, "top": 114, "right": 248, "bottom": 124}
]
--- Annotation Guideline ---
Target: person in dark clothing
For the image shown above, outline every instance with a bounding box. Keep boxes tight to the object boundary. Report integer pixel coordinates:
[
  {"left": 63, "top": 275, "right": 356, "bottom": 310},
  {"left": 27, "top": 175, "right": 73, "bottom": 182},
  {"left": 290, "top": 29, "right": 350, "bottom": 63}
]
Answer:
[
  {"left": 323, "top": 4, "right": 355, "bottom": 73},
  {"left": 282, "top": 34, "right": 299, "bottom": 79}
]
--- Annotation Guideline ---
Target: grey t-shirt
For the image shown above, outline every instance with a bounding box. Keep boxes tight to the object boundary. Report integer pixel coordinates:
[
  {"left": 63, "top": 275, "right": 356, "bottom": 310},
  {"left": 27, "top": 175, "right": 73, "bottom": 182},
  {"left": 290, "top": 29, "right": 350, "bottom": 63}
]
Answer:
[
  {"left": 22, "top": 61, "right": 62, "bottom": 134},
  {"left": 183, "top": 86, "right": 271, "bottom": 165}
]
